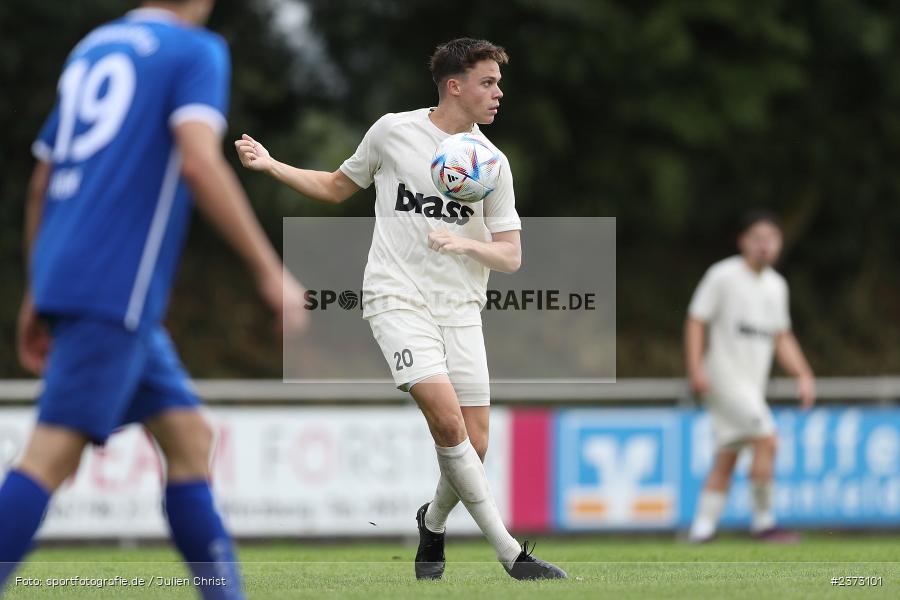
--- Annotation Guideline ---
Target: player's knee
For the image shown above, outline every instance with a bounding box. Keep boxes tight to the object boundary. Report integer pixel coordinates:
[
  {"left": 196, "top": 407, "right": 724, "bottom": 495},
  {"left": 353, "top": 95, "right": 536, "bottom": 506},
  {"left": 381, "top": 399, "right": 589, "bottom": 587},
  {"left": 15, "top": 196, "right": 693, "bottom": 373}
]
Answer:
[
  {"left": 185, "top": 417, "right": 215, "bottom": 467},
  {"left": 755, "top": 435, "right": 777, "bottom": 455},
  {"left": 163, "top": 416, "right": 215, "bottom": 477},
  {"left": 196, "top": 418, "right": 216, "bottom": 454},
  {"left": 432, "top": 412, "right": 467, "bottom": 447},
  {"left": 17, "top": 426, "right": 88, "bottom": 491},
  {"left": 19, "top": 449, "right": 82, "bottom": 492}
]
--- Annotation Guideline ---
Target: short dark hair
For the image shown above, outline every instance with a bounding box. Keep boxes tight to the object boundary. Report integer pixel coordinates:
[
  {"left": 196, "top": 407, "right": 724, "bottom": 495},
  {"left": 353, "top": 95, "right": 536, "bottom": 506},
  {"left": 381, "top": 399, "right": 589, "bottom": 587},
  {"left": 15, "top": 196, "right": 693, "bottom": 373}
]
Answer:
[
  {"left": 738, "top": 209, "right": 782, "bottom": 236},
  {"left": 429, "top": 38, "right": 508, "bottom": 93}
]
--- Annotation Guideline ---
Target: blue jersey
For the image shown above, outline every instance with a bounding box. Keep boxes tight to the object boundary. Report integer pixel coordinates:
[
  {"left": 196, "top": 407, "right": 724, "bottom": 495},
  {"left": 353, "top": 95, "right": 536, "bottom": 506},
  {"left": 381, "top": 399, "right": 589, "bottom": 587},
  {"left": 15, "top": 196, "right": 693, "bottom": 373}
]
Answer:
[{"left": 30, "top": 8, "right": 230, "bottom": 331}]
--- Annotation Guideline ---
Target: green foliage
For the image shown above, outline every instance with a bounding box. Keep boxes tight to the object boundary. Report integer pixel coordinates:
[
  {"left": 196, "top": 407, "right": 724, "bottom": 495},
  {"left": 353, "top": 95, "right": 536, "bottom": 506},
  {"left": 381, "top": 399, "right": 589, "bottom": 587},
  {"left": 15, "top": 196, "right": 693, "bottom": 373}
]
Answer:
[
  {"left": 303, "top": 0, "right": 900, "bottom": 374},
  {"left": 1, "top": 0, "right": 898, "bottom": 376}
]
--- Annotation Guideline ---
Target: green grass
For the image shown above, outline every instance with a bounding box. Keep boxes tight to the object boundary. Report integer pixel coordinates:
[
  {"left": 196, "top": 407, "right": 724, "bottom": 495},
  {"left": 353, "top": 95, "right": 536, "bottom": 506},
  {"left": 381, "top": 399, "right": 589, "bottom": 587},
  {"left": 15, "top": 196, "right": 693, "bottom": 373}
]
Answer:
[{"left": 4, "top": 534, "right": 898, "bottom": 599}]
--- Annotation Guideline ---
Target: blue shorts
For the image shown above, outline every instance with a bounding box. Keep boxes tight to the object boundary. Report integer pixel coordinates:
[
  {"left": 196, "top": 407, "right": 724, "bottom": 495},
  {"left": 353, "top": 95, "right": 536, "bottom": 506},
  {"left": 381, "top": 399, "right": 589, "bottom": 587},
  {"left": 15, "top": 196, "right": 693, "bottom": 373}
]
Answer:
[{"left": 37, "top": 315, "right": 199, "bottom": 444}]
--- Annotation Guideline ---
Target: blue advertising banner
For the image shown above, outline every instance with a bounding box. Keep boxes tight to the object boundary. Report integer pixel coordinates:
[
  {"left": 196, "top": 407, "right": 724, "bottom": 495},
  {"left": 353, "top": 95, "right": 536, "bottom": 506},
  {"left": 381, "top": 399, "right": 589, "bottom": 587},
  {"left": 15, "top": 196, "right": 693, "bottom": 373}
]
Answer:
[
  {"left": 685, "top": 407, "right": 900, "bottom": 528},
  {"left": 553, "top": 407, "right": 900, "bottom": 530},
  {"left": 555, "top": 410, "right": 682, "bottom": 529}
]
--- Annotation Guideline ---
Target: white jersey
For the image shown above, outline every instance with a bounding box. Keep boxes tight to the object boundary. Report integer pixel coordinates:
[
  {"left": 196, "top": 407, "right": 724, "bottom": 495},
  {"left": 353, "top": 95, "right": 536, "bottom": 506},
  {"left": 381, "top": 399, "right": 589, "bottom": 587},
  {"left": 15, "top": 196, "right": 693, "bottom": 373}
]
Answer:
[
  {"left": 688, "top": 256, "right": 791, "bottom": 404},
  {"left": 340, "top": 108, "right": 521, "bottom": 326}
]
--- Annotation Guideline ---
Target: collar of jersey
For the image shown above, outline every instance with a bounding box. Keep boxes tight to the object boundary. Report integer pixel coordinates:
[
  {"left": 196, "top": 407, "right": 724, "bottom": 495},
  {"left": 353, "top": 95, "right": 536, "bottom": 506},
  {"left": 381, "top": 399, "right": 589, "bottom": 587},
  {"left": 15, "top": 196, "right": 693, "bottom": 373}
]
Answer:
[
  {"left": 424, "top": 107, "right": 479, "bottom": 138},
  {"left": 737, "top": 255, "right": 769, "bottom": 279},
  {"left": 125, "top": 8, "right": 183, "bottom": 24}
]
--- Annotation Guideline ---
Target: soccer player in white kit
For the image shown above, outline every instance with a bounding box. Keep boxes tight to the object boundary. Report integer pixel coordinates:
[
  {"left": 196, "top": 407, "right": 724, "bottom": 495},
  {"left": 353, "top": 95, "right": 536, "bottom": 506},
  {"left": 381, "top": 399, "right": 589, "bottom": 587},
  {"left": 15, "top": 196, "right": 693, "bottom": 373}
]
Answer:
[
  {"left": 685, "top": 212, "right": 816, "bottom": 543},
  {"left": 234, "top": 38, "right": 565, "bottom": 580}
]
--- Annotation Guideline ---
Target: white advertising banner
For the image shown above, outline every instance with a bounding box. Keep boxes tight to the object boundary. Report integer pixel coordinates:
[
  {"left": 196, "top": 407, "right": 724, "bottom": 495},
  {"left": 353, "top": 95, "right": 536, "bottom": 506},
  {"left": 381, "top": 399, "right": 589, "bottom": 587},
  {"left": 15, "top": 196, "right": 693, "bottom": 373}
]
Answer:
[{"left": 0, "top": 407, "right": 511, "bottom": 539}]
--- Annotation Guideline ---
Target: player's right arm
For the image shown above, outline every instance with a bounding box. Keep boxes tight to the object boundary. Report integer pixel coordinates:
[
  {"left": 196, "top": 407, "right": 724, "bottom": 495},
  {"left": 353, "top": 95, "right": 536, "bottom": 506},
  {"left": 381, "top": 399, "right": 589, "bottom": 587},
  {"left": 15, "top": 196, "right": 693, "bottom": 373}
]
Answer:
[
  {"left": 234, "top": 134, "right": 360, "bottom": 204},
  {"left": 176, "top": 122, "right": 307, "bottom": 333},
  {"left": 23, "top": 161, "right": 52, "bottom": 262},
  {"left": 684, "top": 317, "right": 710, "bottom": 395},
  {"left": 686, "top": 266, "right": 721, "bottom": 396}
]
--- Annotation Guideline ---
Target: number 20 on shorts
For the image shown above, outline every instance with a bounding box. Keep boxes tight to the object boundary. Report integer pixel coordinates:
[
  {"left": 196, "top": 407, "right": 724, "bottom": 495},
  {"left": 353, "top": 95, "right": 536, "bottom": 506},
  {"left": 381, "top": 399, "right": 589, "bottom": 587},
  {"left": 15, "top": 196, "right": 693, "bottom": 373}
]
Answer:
[{"left": 394, "top": 349, "right": 414, "bottom": 371}]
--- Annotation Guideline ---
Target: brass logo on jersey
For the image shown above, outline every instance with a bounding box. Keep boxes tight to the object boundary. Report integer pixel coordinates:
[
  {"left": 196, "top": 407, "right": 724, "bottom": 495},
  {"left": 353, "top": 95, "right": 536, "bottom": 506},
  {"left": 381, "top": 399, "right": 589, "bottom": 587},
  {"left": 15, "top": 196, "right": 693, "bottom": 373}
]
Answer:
[{"left": 395, "top": 182, "right": 474, "bottom": 225}]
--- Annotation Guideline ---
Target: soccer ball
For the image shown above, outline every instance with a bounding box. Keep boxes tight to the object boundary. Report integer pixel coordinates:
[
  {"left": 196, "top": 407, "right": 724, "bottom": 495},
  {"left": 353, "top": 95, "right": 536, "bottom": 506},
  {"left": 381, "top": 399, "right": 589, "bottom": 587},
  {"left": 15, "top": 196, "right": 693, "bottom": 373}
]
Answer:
[{"left": 430, "top": 132, "right": 502, "bottom": 203}]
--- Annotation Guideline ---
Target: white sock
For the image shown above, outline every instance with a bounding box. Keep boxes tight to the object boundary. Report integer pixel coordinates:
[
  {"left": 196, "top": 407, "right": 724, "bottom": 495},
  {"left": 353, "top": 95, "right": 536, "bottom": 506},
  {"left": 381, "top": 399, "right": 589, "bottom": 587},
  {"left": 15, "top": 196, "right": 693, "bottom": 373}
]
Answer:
[
  {"left": 435, "top": 438, "right": 521, "bottom": 567},
  {"left": 689, "top": 490, "right": 727, "bottom": 540},
  {"left": 424, "top": 475, "right": 459, "bottom": 534},
  {"left": 750, "top": 480, "right": 775, "bottom": 532}
]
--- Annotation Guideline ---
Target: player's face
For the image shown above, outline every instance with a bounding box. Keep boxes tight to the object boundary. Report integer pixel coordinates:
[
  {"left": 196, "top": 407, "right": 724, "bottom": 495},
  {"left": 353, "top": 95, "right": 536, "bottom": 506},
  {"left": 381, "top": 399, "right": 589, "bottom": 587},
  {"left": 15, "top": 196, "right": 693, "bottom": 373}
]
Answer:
[
  {"left": 738, "top": 221, "right": 783, "bottom": 269},
  {"left": 458, "top": 60, "right": 503, "bottom": 125}
]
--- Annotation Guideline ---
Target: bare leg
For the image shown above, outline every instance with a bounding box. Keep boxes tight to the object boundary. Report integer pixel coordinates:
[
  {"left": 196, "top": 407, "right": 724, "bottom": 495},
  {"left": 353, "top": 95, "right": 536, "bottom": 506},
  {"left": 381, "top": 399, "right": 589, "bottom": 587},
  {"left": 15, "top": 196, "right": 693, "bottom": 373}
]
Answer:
[
  {"left": 411, "top": 376, "right": 520, "bottom": 566},
  {"left": 689, "top": 448, "right": 739, "bottom": 541},
  {"left": 144, "top": 408, "right": 215, "bottom": 482},
  {"left": 0, "top": 425, "right": 87, "bottom": 589},
  {"left": 424, "top": 405, "right": 489, "bottom": 533},
  {"left": 16, "top": 424, "right": 88, "bottom": 492},
  {"left": 462, "top": 406, "right": 490, "bottom": 460},
  {"left": 144, "top": 409, "right": 244, "bottom": 599},
  {"left": 705, "top": 449, "right": 739, "bottom": 493}
]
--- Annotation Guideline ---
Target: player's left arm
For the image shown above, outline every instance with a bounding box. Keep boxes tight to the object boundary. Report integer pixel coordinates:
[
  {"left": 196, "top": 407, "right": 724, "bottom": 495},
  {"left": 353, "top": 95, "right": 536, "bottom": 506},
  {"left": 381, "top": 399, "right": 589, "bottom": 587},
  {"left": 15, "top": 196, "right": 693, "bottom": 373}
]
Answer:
[
  {"left": 774, "top": 330, "right": 815, "bottom": 409},
  {"left": 427, "top": 229, "right": 521, "bottom": 273},
  {"left": 17, "top": 159, "right": 53, "bottom": 375},
  {"left": 428, "top": 151, "right": 522, "bottom": 272}
]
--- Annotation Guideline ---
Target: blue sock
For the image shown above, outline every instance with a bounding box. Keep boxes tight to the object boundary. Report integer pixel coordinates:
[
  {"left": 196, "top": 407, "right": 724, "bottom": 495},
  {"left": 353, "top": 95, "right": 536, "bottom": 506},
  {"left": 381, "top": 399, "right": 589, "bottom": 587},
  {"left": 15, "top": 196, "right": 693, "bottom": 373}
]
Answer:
[
  {"left": 0, "top": 470, "right": 51, "bottom": 590},
  {"left": 164, "top": 480, "right": 244, "bottom": 600}
]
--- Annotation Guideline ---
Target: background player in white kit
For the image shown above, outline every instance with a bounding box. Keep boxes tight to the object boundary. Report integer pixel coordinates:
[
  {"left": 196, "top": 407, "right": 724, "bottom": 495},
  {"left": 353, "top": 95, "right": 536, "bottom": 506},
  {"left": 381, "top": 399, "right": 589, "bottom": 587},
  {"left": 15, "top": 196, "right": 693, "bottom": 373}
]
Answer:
[
  {"left": 685, "top": 211, "right": 816, "bottom": 543},
  {"left": 234, "top": 38, "right": 565, "bottom": 580}
]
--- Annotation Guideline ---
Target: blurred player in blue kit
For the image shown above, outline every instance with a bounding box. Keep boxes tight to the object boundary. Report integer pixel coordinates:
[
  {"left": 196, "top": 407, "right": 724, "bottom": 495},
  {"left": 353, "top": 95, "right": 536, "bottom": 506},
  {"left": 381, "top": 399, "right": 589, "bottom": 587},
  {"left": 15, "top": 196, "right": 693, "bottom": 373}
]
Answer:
[{"left": 0, "top": 1, "right": 305, "bottom": 597}]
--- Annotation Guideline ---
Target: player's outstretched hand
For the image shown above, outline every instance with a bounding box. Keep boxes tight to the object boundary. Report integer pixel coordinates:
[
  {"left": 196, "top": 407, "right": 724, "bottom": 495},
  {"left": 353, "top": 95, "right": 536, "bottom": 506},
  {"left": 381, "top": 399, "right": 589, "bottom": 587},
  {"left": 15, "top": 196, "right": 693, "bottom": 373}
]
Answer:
[
  {"left": 257, "top": 267, "right": 309, "bottom": 335},
  {"left": 17, "top": 294, "right": 50, "bottom": 375},
  {"left": 428, "top": 229, "right": 471, "bottom": 255},
  {"left": 234, "top": 134, "right": 273, "bottom": 173}
]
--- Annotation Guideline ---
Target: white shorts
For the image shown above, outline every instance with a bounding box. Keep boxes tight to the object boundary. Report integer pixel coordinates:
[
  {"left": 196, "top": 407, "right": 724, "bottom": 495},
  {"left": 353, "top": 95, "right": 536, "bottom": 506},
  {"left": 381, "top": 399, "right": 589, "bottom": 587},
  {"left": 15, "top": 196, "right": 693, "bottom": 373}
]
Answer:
[
  {"left": 704, "top": 389, "right": 776, "bottom": 450},
  {"left": 367, "top": 309, "right": 490, "bottom": 406}
]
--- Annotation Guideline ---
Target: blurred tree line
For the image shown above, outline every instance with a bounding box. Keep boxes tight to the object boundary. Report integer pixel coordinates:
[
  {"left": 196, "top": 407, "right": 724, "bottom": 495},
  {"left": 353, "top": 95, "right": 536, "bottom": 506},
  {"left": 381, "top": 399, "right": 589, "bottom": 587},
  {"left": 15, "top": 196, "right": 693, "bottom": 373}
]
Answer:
[{"left": 1, "top": 0, "right": 898, "bottom": 377}]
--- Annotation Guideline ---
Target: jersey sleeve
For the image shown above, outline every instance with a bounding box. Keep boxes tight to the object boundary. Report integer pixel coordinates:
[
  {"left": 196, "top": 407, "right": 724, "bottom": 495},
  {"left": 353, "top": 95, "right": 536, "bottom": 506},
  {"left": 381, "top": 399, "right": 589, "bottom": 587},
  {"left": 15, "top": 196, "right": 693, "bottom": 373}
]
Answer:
[
  {"left": 483, "top": 154, "right": 521, "bottom": 233},
  {"left": 339, "top": 114, "right": 392, "bottom": 189},
  {"left": 688, "top": 267, "right": 721, "bottom": 323},
  {"left": 169, "top": 34, "right": 231, "bottom": 136},
  {"left": 775, "top": 278, "right": 792, "bottom": 332},
  {"left": 32, "top": 103, "right": 60, "bottom": 163}
]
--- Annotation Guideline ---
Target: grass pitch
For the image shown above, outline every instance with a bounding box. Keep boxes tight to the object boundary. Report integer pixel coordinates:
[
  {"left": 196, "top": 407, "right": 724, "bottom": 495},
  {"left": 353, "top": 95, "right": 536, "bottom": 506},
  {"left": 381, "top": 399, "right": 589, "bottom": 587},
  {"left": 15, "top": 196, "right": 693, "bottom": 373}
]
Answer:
[{"left": 4, "top": 533, "right": 897, "bottom": 599}]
